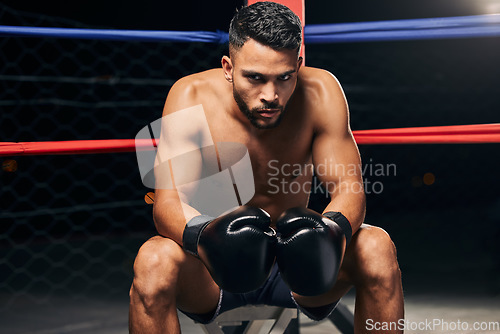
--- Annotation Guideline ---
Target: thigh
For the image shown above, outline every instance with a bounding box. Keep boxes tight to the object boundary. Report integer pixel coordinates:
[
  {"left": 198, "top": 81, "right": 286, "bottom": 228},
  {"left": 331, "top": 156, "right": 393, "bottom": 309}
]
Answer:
[
  {"left": 335, "top": 223, "right": 379, "bottom": 287},
  {"left": 176, "top": 245, "right": 221, "bottom": 314},
  {"left": 139, "top": 235, "right": 221, "bottom": 315}
]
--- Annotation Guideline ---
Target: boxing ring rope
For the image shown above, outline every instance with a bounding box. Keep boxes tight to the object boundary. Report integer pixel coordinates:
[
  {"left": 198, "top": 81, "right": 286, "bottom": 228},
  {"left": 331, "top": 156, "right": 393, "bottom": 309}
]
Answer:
[
  {"left": 352, "top": 123, "right": 500, "bottom": 145},
  {"left": 1, "top": 14, "right": 499, "bottom": 157},
  {"left": 1, "top": 14, "right": 500, "bottom": 43},
  {"left": 1, "top": 124, "right": 500, "bottom": 157},
  {"left": 304, "top": 14, "right": 500, "bottom": 43},
  {"left": 0, "top": 25, "right": 230, "bottom": 43}
]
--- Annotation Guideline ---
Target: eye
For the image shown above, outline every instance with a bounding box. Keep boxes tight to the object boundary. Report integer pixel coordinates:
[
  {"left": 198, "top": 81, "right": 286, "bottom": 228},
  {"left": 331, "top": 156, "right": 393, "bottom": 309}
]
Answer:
[
  {"left": 247, "top": 75, "right": 262, "bottom": 81},
  {"left": 279, "top": 74, "right": 291, "bottom": 81}
]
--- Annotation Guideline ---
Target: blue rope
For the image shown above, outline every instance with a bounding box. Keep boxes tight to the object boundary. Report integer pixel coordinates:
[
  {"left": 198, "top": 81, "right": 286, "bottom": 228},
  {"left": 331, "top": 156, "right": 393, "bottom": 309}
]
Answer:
[
  {"left": 305, "top": 14, "right": 500, "bottom": 43},
  {"left": 0, "top": 14, "right": 499, "bottom": 43},
  {"left": 0, "top": 25, "right": 229, "bottom": 43}
]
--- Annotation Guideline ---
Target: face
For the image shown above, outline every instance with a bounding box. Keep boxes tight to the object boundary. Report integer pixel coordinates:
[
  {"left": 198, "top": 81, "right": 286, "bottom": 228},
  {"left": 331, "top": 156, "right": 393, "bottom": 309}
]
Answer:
[{"left": 222, "top": 39, "right": 302, "bottom": 129}]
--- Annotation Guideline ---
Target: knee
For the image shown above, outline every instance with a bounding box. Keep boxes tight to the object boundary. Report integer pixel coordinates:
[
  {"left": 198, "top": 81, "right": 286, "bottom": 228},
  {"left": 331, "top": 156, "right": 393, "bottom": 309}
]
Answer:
[
  {"left": 130, "top": 237, "right": 185, "bottom": 309},
  {"left": 350, "top": 226, "right": 401, "bottom": 289}
]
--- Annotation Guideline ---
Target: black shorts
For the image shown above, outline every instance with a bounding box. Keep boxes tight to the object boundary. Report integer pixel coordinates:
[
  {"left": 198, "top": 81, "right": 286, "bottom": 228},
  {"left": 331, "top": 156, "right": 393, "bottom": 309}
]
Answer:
[{"left": 179, "top": 264, "right": 340, "bottom": 324}]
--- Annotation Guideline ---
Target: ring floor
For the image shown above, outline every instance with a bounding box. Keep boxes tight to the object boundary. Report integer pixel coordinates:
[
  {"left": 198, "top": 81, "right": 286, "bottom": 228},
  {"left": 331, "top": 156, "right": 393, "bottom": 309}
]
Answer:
[{"left": 3, "top": 289, "right": 499, "bottom": 334}]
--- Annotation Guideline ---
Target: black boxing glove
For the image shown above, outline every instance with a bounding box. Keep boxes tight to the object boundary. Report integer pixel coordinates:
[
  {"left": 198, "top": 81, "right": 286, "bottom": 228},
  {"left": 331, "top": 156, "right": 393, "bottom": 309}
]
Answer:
[
  {"left": 183, "top": 206, "right": 276, "bottom": 293},
  {"left": 276, "top": 207, "right": 352, "bottom": 296}
]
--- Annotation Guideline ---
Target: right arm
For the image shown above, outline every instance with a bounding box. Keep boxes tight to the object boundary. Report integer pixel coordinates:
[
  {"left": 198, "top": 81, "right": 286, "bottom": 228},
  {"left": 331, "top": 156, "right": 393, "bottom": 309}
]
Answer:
[
  {"left": 152, "top": 77, "right": 205, "bottom": 245},
  {"left": 153, "top": 75, "right": 277, "bottom": 293}
]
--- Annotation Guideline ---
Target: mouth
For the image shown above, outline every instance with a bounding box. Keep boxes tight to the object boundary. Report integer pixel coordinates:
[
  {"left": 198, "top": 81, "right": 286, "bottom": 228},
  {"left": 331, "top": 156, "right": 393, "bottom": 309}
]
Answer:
[{"left": 256, "top": 108, "right": 280, "bottom": 118}]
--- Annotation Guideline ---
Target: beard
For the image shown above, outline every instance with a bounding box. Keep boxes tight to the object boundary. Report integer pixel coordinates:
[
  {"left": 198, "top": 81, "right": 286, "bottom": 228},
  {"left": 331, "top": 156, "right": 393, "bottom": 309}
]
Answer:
[{"left": 233, "top": 86, "right": 284, "bottom": 129}]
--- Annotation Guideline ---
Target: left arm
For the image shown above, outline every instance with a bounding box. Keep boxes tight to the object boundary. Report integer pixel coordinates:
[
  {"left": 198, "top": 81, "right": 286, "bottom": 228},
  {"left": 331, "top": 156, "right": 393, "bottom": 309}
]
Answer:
[
  {"left": 310, "top": 69, "right": 365, "bottom": 235},
  {"left": 273, "top": 69, "right": 365, "bottom": 296}
]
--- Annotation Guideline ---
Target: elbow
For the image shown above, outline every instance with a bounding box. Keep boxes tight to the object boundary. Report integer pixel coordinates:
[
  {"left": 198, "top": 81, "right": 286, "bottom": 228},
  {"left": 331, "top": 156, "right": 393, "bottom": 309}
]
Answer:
[
  {"left": 152, "top": 204, "right": 170, "bottom": 238},
  {"left": 152, "top": 196, "right": 185, "bottom": 241}
]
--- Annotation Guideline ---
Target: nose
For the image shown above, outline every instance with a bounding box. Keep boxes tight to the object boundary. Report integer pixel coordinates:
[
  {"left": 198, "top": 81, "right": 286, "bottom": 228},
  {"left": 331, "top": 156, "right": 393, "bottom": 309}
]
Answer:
[{"left": 259, "top": 82, "right": 278, "bottom": 105}]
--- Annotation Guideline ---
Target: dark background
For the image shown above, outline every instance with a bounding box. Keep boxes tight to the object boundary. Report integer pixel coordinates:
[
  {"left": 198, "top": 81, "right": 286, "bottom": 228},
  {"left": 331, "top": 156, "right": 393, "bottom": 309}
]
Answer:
[
  {"left": 2, "top": 0, "right": 500, "bottom": 29},
  {"left": 1, "top": 0, "right": 499, "bottom": 308}
]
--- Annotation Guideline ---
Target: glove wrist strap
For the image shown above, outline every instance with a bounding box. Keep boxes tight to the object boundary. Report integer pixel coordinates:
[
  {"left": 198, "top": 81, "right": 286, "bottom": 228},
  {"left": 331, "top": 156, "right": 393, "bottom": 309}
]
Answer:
[
  {"left": 323, "top": 211, "right": 352, "bottom": 246},
  {"left": 182, "top": 215, "right": 213, "bottom": 257}
]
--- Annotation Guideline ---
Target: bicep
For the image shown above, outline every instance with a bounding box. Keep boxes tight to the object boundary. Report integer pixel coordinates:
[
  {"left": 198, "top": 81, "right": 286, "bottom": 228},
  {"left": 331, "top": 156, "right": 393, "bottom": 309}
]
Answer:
[
  {"left": 152, "top": 80, "right": 210, "bottom": 237},
  {"left": 311, "top": 73, "right": 362, "bottom": 191},
  {"left": 313, "top": 129, "right": 362, "bottom": 192},
  {"left": 154, "top": 79, "right": 211, "bottom": 195}
]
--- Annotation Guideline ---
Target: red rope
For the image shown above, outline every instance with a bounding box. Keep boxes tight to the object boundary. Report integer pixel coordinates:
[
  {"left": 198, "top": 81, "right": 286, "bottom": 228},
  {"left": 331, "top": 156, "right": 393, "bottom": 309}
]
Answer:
[
  {"left": 0, "top": 139, "right": 158, "bottom": 157},
  {"left": 353, "top": 123, "right": 500, "bottom": 144},
  {"left": 1, "top": 124, "right": 499, "bottom": 157}
]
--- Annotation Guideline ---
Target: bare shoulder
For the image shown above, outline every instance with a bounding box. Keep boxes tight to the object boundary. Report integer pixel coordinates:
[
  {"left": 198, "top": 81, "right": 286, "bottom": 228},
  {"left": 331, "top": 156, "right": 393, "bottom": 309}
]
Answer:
[
  {"left": 159, "top": 69, "right": 224, "bottom": 152},
  {"left": 298, "top": 67, "right": 343, "bottom": 96},
  {"left": 297, "top": 67, "right": 348, "bottom": 131},
  {"left": 163, "top": 69, "right": 225, "bottom": 116}
]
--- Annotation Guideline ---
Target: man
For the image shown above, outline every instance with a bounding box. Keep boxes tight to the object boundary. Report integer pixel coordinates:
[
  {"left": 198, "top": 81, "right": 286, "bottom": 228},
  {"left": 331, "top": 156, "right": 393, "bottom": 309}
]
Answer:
[{"left": 129, "top": 2, "right": 404, "bottom": 333}]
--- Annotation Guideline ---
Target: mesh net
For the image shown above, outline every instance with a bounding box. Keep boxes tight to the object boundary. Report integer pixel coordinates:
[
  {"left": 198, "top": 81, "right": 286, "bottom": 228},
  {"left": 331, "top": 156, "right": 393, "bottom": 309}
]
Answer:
[{"left": 0, "top": 3, "right": 228, "bottom": 311}]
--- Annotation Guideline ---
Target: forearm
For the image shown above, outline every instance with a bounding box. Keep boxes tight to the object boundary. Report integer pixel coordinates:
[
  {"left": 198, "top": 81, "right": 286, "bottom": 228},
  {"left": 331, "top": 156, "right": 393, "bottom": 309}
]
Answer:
[
  {"left": 322, "top": 179, "right": 366, "bottom": 235},
  {"left": 152, "top": 190, "right": 200, "bottom": 245}
]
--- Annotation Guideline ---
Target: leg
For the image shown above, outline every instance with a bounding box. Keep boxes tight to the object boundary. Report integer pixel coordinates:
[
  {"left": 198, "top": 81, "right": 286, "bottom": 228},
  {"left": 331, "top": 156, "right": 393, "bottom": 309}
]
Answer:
[
  {"left": 129, "top": 236, "right": 220, "bottom": 334},
  {"left": 346, "top": 225, "right": 404, "bottom": 333},
  {"left": 293, "top": 224, "right": 404, "bottom": 334}
]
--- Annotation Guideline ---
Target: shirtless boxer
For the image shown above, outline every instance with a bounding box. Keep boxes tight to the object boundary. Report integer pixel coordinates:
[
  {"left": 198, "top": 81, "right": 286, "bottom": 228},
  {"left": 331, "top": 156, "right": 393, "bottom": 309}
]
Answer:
[{"left": 129, "top": 2, "right": 404, "bottom": 333}]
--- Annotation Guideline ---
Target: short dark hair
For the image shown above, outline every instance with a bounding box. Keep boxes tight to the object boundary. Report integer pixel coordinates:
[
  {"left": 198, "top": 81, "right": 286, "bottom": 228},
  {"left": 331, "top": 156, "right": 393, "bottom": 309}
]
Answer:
[{"left": 229, "top": 1, "right": 302, "bottom": 55}]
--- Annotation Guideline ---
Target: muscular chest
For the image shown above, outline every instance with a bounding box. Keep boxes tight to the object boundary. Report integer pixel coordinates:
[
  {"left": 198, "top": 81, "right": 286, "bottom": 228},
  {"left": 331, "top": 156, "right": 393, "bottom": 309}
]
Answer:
[{"left": 210, "top": 113, "right": 314, "bottom": 186}]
